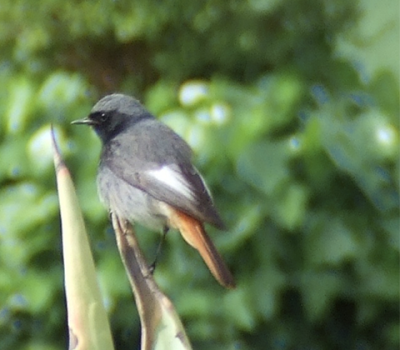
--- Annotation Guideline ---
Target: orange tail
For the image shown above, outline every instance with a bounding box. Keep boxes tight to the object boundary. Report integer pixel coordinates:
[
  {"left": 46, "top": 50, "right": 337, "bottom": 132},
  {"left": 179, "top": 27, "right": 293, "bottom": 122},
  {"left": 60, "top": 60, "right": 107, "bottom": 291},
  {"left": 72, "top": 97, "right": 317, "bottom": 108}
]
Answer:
[{"left": 168, "top": 208, "right": 235, "bottom": 289}]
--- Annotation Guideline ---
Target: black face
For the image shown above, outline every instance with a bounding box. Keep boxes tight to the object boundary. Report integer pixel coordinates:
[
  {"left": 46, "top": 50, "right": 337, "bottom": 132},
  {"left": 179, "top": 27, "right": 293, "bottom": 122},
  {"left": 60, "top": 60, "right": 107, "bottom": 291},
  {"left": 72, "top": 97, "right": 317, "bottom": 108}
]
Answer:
[
  {"left": 71, "top": 94, "right": 154, "bottom": 143},
  {"left": 87, "top": 110, "right": 132, "bottom": 143},
  {"left": 71, "top": 110, "right": 122, "bottom": 143},
  {"left": 89, "top": 111, "right": 110, "bottom": 125}
]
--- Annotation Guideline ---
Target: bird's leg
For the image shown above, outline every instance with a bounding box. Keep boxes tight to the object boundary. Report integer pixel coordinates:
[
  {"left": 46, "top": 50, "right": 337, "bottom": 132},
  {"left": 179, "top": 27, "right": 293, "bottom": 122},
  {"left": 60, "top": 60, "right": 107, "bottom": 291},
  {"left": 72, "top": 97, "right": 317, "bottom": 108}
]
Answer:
[{"left": 149, "top": 226, "right": 169, "bottom": 274}]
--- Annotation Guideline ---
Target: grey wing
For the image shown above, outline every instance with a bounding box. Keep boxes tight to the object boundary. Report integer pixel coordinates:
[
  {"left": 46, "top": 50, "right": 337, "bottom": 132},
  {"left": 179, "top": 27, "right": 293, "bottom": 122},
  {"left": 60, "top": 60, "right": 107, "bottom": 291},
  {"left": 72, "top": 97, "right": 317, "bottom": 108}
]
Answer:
[{"left": 101, "top": 131, "right": 225, "bottom": 229}]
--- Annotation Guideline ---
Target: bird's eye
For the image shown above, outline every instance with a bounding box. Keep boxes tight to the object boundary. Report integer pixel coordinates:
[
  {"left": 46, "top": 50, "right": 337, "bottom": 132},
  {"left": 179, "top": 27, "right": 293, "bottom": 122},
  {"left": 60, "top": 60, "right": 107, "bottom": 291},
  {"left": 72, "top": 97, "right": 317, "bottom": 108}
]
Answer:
[{"left": 99, "top": 113, "right": 108, "bottom": 122}]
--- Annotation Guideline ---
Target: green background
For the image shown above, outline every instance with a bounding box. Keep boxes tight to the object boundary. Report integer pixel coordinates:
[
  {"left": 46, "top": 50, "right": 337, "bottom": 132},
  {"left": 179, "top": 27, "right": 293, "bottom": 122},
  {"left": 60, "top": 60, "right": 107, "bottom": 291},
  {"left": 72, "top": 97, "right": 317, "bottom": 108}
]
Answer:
[{"left": 0, "top": 0, "right": 399, "bottom": 349}]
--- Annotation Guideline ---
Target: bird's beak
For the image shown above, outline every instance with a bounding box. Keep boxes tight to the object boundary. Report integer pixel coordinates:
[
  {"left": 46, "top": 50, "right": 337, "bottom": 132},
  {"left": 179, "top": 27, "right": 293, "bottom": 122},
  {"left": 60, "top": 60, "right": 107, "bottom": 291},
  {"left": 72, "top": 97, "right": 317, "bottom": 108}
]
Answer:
[{"left": 71, "top": 118, "right": 97, "bottom": 126}]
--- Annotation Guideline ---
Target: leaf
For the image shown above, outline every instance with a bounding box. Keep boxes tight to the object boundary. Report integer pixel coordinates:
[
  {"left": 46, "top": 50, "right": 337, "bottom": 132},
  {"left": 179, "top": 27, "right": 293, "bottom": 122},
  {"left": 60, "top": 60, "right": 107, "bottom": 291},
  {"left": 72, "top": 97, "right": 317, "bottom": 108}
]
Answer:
[{"left": 52, "top": 126, "right": 114, "bottom": 350}]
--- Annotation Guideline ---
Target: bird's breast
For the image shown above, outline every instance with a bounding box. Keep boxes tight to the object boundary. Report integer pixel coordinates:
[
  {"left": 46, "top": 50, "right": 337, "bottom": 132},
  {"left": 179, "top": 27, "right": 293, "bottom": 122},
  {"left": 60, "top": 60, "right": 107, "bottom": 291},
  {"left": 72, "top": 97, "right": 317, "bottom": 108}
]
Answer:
[{"left": 97, "top": 165, "right": 168, "bottom": 231}]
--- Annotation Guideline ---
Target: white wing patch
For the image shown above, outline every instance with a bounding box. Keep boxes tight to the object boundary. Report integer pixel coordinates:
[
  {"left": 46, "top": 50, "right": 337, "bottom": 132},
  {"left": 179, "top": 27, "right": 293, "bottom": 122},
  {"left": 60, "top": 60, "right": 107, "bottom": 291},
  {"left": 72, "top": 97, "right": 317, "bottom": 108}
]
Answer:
[{"left": 147, "top": 166, "right": 195, "bottom": 200}]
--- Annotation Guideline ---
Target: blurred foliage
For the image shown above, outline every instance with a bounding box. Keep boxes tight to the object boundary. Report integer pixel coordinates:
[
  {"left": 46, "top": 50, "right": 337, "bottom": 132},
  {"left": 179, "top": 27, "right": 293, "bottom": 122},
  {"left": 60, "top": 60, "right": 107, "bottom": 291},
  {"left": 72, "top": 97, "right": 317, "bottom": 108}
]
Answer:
[{"left": 0, "top": 0, "right": 398, "bottom": 349}]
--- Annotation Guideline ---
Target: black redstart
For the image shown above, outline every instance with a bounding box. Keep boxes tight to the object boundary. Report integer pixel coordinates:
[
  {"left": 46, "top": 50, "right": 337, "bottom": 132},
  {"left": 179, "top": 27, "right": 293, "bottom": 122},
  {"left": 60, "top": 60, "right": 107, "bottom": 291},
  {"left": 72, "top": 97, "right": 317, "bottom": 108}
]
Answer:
[{"left": 72, "top": 93, "right": 235, "bottom": 288}]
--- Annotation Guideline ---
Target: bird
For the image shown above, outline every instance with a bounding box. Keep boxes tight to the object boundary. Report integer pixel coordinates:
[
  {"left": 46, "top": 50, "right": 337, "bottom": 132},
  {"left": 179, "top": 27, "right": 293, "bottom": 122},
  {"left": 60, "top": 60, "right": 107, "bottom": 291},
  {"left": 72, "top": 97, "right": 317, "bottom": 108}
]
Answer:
[{"left": 72, "top": 93, "right": 235, "bottom": 288}]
